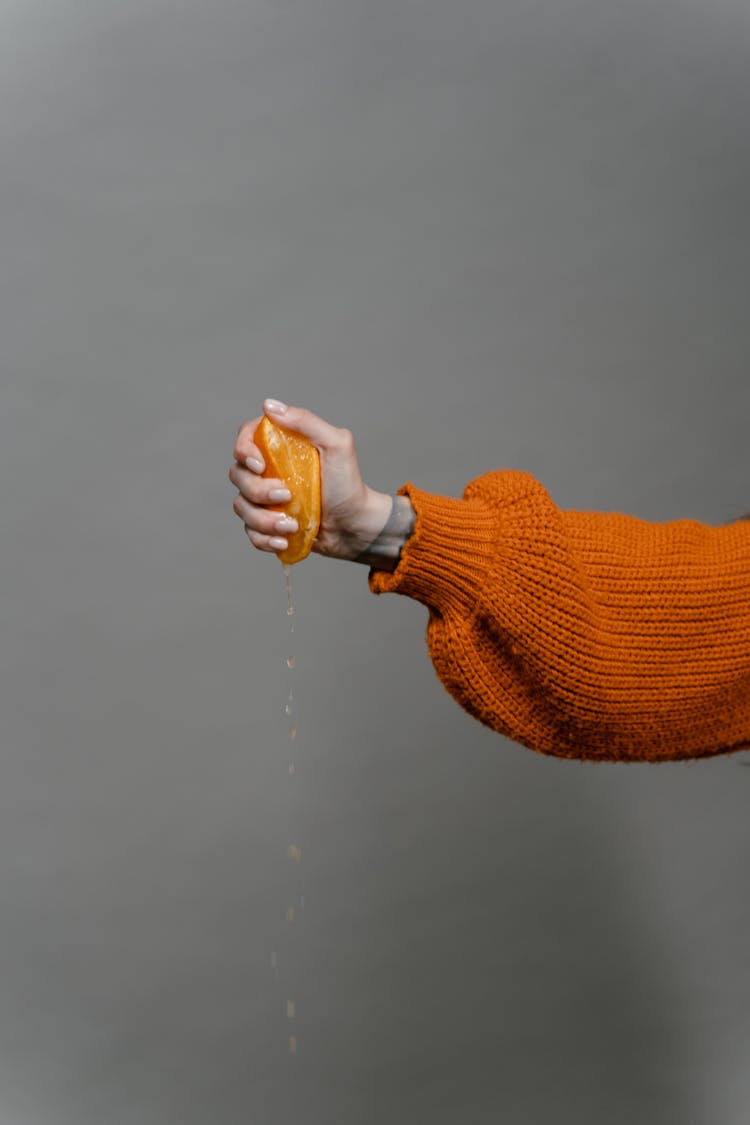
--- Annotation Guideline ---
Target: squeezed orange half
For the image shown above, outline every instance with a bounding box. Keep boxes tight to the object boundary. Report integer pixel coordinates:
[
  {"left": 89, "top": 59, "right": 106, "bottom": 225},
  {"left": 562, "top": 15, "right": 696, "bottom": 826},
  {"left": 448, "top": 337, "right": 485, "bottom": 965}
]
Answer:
[{"left": 254, "top": 415, "right": 322, "bottom": 565}]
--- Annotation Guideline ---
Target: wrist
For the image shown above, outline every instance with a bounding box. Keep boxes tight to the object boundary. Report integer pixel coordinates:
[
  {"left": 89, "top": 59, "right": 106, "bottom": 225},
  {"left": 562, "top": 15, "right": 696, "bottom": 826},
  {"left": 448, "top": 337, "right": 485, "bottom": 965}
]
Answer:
[{"left": 349, "top": 487, "right": 416, "bottom": 571}]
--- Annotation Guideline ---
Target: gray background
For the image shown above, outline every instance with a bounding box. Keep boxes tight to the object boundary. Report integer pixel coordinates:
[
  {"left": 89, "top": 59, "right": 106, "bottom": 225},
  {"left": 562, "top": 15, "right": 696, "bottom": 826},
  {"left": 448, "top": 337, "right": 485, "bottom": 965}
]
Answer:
[{"left": 1, "top": 1, "right": 749, "bottom": 1122}]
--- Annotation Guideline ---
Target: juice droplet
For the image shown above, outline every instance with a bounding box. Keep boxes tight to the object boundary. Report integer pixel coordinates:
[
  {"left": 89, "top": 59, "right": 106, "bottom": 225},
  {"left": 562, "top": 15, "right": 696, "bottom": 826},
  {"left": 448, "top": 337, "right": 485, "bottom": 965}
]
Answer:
[
  {"left": 284, "top": 703, "right": 292, "bottom": 716},
  {"left": 287, "top": 605, "right": 295, "bottom": 617},
  {"left": 288, "top": 762, "right": 296, "bottom": 775},
  {"left": 286, "top": 655, "right": 295, "bottom": 669},
  {"left": 287, "top": 844, "right": 302, "bottom": 863},
  {"left": 299, "top": 895, "right": 305, "bottom": 910},
  {"left": 286, "top": 907, "right": 295, "bottom": 922},
  {"left": 287, "top": 1000, "right": 296, "bottom": 1020},
  {"left": 289, "top": 725, "right": 297, "bottom": 741},
  {"left": 289, "top": 1035, "right": 297, "bottom": 1055}
]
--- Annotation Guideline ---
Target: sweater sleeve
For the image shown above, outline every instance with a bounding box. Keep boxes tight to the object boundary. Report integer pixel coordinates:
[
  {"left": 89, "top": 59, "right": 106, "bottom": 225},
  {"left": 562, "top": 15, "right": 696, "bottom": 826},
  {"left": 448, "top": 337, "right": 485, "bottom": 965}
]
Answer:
[{"left": 367, "top": 470, "right": 750, "bottom": 763}]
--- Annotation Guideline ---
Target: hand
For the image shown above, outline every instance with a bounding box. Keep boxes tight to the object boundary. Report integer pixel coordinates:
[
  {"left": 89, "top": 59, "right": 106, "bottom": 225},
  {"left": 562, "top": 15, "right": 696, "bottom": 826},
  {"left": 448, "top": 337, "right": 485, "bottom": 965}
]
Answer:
[{"left": 230, "top": 399, "right": 394, "bottom": 563}]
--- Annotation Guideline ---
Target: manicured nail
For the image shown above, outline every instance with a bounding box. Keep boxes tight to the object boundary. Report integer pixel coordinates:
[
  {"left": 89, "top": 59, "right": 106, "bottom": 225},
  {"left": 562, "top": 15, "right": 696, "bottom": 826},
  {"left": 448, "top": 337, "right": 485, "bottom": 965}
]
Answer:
[
  {"left": 269, "top": 537, "right": 288, "bottom": 550},
  {"left": 269, "top": 488, "right": 292, "bottom": 502},
  {"left": 265, "top": 398, "right": 288, "bottom": 414},
  {"left": 246, "top": 456, "right": 264, "bottom": 472}
]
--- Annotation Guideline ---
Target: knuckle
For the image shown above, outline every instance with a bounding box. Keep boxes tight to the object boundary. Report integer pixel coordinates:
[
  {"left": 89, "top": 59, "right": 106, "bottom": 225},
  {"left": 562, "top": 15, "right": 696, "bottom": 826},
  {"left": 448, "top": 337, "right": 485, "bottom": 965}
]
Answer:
[
  {"left": 248, "top": 529, "right": 275, "bottom": 553},
  {"left": 235, "top": 417, "right": 261, "bottom": 459},
  {"left": 338, "top": 427, "right": 354, "bottom": 449},
  {"left": 232, "top": 494, "right": 244, "bottom": 515},
  {"left": 261, "top": 481, "right": 280, "bottom": 505},
  {"left": 242, "top": 476, "right": 263, "bottom": 505}
]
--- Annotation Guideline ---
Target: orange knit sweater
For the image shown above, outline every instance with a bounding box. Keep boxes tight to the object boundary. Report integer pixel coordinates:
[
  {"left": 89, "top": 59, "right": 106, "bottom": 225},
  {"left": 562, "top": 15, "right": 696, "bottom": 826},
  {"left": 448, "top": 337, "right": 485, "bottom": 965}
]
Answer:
[{"left": 368, "top": 470, "right": 750, "bottom": 763}]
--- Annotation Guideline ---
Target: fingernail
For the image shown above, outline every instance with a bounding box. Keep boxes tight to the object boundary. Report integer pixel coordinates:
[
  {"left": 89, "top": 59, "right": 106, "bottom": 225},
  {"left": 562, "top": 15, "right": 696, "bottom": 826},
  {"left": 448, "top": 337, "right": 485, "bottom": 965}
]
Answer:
[
  {"left": 269, "top": 537, "right": 288, "bottom": 550},
  {"left": 269, "top": 488, "right": 292, "bottom": 502},
  {"left": 265, "top": 398, "right": 288, "bottom": 414},
  {"left": 246, "top": 456, "right": 264, "bottom": 472}
]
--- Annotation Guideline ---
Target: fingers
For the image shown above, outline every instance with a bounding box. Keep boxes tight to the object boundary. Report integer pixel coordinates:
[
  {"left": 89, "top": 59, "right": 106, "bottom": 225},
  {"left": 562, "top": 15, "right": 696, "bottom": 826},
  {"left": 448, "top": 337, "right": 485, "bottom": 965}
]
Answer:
[
  {"left": 229, "top": 460, "right": 298, "bottom": 554},
  {"left": 232, "top": 416, "right": 288, "bottom": 556},
  {"left": 233, "top": 490, "right": 298, "bottom": 552}
]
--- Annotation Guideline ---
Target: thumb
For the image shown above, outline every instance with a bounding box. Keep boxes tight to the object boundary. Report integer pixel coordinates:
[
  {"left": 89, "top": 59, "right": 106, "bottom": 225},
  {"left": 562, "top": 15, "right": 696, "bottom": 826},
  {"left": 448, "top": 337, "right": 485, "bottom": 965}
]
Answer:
[{"left": 263, "top": 399, "right": 348, "bottom": 453}]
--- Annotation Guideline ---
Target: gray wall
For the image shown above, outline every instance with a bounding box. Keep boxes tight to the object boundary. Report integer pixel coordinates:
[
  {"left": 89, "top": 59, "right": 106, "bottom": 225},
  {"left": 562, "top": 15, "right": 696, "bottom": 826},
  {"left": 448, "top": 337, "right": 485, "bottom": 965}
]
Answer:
[{"left": 2, "top": 2, "right": 749, "bottom": 1123}]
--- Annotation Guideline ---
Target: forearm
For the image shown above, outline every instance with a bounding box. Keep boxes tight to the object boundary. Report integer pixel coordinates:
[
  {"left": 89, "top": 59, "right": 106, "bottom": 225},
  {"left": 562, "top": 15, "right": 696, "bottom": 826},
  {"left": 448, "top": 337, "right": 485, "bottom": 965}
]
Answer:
[{"left": 351, "top": 489, "right": 417, "bottom": 572}]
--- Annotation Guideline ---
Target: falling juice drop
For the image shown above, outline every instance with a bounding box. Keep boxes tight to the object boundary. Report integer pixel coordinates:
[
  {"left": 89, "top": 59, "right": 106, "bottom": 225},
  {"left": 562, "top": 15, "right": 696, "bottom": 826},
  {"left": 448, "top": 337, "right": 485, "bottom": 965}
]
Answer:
[
  {"left": 289, "top": 1035, "right": 297, "bottom": 1055},
  {"left": 287, "top": 1000, "right": 296, "bottom": 1020}
]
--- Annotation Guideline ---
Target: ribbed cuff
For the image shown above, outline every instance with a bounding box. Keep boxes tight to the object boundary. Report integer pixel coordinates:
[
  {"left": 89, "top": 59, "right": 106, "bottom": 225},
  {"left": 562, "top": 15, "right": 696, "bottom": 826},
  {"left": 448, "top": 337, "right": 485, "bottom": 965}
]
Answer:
[{"left": 367, "top": 482, "right": 500, "bottom": 617}]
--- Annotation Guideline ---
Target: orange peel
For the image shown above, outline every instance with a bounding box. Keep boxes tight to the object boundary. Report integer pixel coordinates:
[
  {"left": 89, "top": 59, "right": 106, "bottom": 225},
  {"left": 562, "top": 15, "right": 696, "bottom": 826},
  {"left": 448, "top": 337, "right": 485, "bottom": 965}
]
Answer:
[{"left": 254, "top": 415, "right": 321, "bottom": 565}]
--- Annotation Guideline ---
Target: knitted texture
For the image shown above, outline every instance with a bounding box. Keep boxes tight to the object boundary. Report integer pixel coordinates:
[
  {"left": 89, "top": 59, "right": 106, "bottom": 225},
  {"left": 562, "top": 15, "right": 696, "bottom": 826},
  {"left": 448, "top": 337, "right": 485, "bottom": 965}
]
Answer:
[{"left": 368, "top": 471, "right": 750, "bottom": 762}]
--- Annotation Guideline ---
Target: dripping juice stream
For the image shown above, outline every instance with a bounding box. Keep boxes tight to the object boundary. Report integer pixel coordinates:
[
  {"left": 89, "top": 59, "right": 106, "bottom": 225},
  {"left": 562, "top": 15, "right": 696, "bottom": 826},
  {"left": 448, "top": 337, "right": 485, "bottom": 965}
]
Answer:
[
  {"left": 281, "top": 562, "right": 303, "bottom": 1056},
  {"left": 284, "top": 563, "right": 296, "bottom": 744}
]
